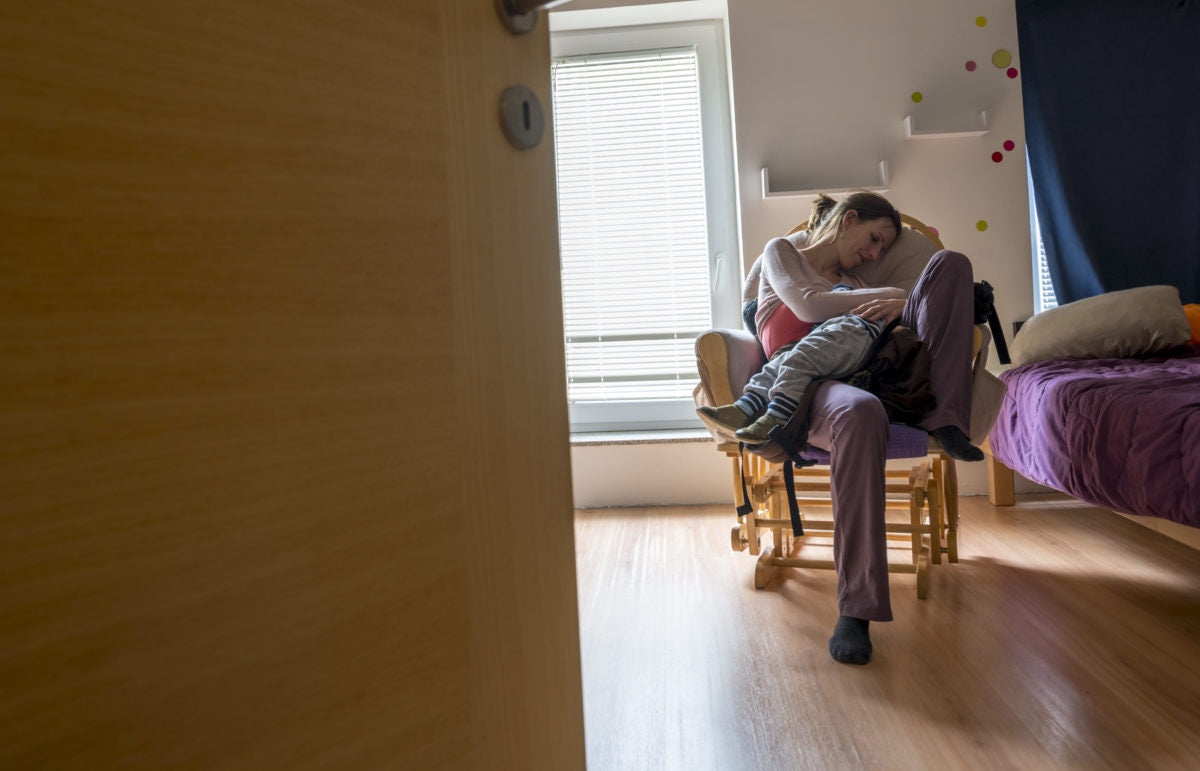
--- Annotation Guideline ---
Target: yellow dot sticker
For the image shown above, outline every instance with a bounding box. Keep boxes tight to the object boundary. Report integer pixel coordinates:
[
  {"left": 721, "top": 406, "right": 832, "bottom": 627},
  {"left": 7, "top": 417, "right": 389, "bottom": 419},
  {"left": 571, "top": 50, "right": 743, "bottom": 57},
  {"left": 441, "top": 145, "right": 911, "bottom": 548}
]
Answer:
[
  {"left": 911, "top": 91, "right": 924, "bottom": 103},
  {"left": 976, "top": 16, "right": 987, "bottom": 27},
  {"left": 976, "top": 220, "right": 989, "bottom": 232},
  {"left": 992, "top": 49, "right": 1013, "bottom": 68}
]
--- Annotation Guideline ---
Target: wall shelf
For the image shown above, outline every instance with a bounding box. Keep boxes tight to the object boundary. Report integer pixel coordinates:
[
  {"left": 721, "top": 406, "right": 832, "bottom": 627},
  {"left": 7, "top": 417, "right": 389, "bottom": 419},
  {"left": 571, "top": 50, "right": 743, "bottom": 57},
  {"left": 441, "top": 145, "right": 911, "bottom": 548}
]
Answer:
[
  {"left": 903, "top": 111, "right": 989, "bottom": 139},
  {"left": 760, "top": 161, "right": 889, "bottom": 199}
]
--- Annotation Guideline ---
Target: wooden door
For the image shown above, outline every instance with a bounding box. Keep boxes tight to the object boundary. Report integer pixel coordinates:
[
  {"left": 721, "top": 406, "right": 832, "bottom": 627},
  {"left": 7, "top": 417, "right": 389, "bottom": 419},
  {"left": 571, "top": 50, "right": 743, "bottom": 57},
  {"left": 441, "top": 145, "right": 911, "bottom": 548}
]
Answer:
[{"left": 0, "top": 2, "right": 584, "bottom": 768}]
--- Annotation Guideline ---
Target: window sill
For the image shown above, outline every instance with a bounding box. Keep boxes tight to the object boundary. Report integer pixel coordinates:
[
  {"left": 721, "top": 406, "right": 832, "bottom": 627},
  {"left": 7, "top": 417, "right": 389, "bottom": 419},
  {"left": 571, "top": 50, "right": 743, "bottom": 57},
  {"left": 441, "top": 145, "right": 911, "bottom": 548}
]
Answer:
[{"left": 569, "top": 428, "right": 712, "bottom": 447}]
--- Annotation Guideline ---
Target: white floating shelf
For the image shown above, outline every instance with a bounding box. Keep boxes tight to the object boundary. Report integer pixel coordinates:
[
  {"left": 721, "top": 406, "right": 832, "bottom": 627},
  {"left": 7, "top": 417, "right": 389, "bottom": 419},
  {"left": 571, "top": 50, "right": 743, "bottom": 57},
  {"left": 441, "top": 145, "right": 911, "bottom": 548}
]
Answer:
[
  {"left": 760, "top": 161, "right": 889, "bottom": 200},
  {"left": 903, "top": 111, "right": 989, "bottom": 139}
]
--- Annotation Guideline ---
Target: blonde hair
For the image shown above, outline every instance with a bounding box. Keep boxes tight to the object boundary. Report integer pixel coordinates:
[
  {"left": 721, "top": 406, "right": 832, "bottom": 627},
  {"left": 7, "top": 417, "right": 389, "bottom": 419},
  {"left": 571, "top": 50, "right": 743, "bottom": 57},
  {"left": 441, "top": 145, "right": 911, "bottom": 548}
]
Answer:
[{"left": 806, "top": 191, "right": 901, "bottom": 248}]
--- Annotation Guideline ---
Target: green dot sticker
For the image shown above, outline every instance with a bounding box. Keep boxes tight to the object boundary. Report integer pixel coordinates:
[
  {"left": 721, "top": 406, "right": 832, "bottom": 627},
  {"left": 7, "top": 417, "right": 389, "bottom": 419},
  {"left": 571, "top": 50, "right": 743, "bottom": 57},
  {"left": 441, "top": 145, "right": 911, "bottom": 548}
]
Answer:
[
  {"left": 976, "top": 220, "right": 989, "bottom": 232},
  {"left": 976, "top": 16, "right": 987, "bottom": 27},
  {"left": 911, "top": 91, "right": 924, "bottom": 103},
  {"left": 992, "top": 49, "right": 1012, "bottom": 68}
]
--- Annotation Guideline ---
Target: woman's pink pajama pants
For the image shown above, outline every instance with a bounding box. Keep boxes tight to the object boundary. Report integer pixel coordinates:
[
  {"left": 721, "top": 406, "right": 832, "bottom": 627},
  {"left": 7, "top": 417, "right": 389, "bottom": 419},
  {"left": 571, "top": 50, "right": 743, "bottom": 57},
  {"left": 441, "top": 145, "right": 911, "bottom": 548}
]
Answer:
[{"left": 804, "top": 250, "right": 975, "bottom": 621}]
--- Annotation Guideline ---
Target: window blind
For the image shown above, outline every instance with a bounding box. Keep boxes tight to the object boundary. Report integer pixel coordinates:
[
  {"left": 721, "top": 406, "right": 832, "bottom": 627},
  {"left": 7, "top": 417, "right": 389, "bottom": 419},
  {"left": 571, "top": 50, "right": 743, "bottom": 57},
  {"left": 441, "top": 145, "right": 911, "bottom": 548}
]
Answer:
[
  {"left": 1031, "top": 199, "right": 1058, "bottom": 312},
  {"left": 1035, "top": 235, "right": 1057, "bottom": 312},
  {"left": 551, "top": 48, "right": 712, "bottom": 403}
]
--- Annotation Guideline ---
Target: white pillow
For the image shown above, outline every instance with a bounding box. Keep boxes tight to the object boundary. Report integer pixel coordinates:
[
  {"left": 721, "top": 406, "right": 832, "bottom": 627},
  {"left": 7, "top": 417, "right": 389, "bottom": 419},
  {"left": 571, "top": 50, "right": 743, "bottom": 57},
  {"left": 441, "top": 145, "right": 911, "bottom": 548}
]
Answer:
[{"left": 1009, "top": 285, "right": 1191, "bottom": 366}]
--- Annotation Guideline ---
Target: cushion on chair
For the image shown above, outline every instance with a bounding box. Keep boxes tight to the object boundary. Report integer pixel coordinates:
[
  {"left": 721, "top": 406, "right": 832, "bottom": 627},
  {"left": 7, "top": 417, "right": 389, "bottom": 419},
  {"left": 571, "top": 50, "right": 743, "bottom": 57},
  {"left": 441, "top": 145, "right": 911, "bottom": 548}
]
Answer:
[
  {"left": 694, "top": 328, "right": 766, "bottom": 410},
  {"left": 969, "top": 325, "right": 1006, "bottom": 443},
  {"left": 847, "top": 227, "right": 941, "bottom": 293},
  {"left": 801, "top": 421, "right": 930, "bottom": 464}
]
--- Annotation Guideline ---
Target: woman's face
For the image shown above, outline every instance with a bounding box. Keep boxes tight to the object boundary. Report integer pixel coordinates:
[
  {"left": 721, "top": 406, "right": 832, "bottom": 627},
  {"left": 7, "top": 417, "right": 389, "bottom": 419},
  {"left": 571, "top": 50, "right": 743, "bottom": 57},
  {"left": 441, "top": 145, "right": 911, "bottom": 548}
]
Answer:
[{"left": 836, "top": 211, "right": 897, "bottom": 271}]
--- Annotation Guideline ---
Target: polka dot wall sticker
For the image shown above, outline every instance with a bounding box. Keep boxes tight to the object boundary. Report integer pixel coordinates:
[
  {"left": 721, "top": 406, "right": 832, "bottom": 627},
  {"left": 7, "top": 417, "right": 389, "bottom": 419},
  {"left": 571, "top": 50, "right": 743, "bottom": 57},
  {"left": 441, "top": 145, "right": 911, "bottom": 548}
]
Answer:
[
  {"left": 1003, "top": 140, "right": 1016, "bottom": 151},
  {"left": 965, "top": 60, "right": 977, "bottom": 72},
  {"left": 911, "top": 91, "right": 924, "bottom": 103},
  {"left": 992, "top": 152, "right": 1004, "bottom": 163},
  {"left": 992, "top": 49, "right": 1012, "bottom": 69},
  {"left": 976, "top": 220, "right": 989, "bottom": 232},
  {"left": 976, "top": 16, "right": 987, "bottom": 27},
  {"left": 1007, "top": 67, "right": 1019, "bottom": 79}
]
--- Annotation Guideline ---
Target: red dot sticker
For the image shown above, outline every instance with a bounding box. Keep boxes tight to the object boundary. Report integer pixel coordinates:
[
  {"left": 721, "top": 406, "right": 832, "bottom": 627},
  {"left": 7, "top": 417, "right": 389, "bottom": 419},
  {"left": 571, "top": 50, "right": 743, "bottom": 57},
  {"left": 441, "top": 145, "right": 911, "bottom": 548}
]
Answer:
[
  {"left": 991, "top": 152, "right": 1003, "bottom": 163},
  {"left": 1003, "top": 140, "right": 1016, "bottom": 151},
  {"left": 1007, "top": 67, "right": 1019, "bottom": 79},
  {"left": 965, "top": 60, "right": 977, "bottom": 72}
]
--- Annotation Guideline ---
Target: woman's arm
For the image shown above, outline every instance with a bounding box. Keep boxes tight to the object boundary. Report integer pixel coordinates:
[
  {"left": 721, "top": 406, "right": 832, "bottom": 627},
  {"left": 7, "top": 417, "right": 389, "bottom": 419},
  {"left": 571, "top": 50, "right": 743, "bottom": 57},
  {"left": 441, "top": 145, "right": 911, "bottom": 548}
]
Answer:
[{"left": 759, "top": 237, "right": 905, "bottom": 322}]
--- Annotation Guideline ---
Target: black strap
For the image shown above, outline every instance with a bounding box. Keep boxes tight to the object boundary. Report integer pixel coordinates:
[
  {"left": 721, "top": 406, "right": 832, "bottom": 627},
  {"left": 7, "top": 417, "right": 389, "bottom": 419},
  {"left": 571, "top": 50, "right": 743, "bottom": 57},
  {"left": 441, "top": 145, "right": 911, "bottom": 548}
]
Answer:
[
  {"left": 766, "top": 423, "right": 811, "bottom": 536},
  {"left": 974, "top": 280, "right": 1010, "bottom": 365},
  {"left": 781, "top": 459, "right": 803, "bottom": 537},
  {"left": 986, "top": 307, "right": 1011, "bottom": 364}
]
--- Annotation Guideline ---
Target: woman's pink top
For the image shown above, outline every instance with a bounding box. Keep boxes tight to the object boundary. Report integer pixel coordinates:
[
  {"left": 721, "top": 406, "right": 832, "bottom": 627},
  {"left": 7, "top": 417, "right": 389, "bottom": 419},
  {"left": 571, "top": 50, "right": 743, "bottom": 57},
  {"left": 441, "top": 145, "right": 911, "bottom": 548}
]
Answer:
[{"left": 752, "top": 237, "right": 905, "bottom": 359}]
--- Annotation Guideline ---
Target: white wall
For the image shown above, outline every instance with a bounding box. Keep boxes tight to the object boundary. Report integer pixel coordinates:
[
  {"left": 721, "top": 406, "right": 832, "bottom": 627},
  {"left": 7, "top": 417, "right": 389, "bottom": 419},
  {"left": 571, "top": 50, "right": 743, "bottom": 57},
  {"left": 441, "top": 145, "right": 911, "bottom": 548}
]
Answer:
[
  {"left": 729, "top": 0, "right": 1033, "bottom": 349},
  {"left": 570, "top": 439, "right": 1027, "bottom": 508},
  {"left": 571, "top": 439, "right": 732, "bottom": 508},
  {"left": 561, "top": 0, "right": 1043, "bottom": 507}
]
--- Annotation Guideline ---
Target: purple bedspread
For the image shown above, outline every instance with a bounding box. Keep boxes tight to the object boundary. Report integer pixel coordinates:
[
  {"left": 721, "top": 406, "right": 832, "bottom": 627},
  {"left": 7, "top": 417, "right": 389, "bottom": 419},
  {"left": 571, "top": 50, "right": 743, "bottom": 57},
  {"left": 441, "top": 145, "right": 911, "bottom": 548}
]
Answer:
[{"left": 988, "top": 348, "right": 1200, "bottom": 527}]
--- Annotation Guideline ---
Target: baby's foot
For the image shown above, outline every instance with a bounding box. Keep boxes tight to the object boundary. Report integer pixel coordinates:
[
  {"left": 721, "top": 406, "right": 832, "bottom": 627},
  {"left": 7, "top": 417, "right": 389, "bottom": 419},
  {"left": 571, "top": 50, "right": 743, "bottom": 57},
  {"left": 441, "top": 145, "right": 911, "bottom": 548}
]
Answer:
[
  {"left": 697, "top": 404, "right": 752, "bottom": 440},
  {"left": 734, "top": 413, "right": 787, "bottom": 444}
]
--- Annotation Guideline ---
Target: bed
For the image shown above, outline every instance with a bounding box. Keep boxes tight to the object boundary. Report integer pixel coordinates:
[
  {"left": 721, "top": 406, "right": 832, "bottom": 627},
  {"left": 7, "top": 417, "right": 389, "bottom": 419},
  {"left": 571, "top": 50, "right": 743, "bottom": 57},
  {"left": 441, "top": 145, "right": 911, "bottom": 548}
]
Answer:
[{"left": 985, "top": 285, "right": 1200, "bottom": 529}]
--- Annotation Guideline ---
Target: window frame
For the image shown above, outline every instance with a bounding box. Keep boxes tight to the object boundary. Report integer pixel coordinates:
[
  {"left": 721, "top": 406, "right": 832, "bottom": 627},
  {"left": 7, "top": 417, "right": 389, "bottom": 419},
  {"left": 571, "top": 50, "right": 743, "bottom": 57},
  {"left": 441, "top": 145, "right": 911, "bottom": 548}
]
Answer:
[{"left": 550, "top": 18, "right": 741, "bottom": 433}]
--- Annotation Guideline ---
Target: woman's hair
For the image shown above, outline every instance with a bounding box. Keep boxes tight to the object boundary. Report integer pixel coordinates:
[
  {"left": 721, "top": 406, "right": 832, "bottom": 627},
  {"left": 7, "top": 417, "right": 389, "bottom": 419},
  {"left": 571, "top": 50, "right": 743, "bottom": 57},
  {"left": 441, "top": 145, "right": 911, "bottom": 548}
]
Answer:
[{"left": 806, "top": 191, "right": 901, "bottom": 248}]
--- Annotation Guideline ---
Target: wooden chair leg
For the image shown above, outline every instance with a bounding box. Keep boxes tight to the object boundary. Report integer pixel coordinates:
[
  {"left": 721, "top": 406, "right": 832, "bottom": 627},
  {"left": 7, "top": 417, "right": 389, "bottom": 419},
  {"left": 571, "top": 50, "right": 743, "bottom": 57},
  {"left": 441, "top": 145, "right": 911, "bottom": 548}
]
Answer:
[
  {"left": 925, "top": 458, "right": 943, "bottom": 565},
  {"left": 908, "top": 468, "right": 924, "bottom": 567},
  {"left": 943, "top": 455, "right": 960, "bottom": 563},
  {"left": 754, "top": 547, "right": 778, "bottom": 589}
]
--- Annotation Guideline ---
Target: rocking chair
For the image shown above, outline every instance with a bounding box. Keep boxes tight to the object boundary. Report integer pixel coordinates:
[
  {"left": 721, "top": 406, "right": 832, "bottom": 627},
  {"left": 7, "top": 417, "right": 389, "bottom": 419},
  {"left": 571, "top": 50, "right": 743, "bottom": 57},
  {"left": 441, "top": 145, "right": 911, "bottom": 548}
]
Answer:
[{"left": 693, "top": 214, "right": 1004, "bottom": 596}]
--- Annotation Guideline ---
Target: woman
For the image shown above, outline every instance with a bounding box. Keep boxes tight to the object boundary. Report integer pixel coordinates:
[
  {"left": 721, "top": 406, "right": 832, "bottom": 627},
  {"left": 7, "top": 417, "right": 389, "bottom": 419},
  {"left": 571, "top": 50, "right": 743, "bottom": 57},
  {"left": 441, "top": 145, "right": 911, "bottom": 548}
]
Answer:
[{"left": 726, "top": 192, "right": 981, "bottom": 665}]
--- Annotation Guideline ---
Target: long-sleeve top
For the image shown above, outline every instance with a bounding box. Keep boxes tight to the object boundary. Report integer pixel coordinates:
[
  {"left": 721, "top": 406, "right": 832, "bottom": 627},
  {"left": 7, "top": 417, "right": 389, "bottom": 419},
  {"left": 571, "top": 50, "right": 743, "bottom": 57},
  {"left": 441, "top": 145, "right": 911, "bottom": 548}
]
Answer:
[{"left": 745, "top": 236, "right": 906, "bottom": 358}]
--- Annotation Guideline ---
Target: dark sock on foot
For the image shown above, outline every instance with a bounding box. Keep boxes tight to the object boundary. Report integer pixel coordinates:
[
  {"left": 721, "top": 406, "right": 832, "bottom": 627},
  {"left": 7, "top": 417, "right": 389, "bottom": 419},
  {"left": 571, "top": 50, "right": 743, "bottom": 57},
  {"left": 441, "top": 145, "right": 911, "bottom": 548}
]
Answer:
[
  {"left": 829, "top": 616, "right": 872, "bottom": 665},
  {"left": 931, "top": 425, "right": 984, "bottom": 462}
]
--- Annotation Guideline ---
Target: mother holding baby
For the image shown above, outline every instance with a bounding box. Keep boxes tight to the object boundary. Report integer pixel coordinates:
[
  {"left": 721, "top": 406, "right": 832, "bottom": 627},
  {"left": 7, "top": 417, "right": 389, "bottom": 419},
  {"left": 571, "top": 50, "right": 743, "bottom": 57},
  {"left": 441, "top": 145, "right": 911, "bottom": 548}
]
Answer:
[{"left": 703, "top": 191, "right": 981, "bottom": 665}]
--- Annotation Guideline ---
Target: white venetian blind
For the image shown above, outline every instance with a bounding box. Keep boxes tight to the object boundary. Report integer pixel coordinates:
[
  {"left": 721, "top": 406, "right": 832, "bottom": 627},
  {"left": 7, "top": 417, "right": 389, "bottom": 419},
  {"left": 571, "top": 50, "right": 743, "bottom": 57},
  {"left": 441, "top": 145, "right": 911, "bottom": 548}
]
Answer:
[
  {"left": 551, "top": 48, "right": 712, "bottom": 403},
  {"left": 1031, "top": 198, "right": 1058, "bottom": 312},
  {"left": 1035, "top": 236, "right": 1058, "bottom": 312}
]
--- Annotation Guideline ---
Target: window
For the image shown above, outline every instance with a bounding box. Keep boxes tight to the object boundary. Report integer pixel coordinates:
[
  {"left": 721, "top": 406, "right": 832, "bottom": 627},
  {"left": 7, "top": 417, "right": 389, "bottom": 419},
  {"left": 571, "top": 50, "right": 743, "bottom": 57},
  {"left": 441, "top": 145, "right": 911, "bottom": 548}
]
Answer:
[
  {"left": 550, "top": 17, "right": 739, "bottom": 432},
  {"left": 1027, "top": 161, "right": 1058, "bottom": 313},
  {"left": 1033, "top": 216, "right": 1057, "bottom": 313}
]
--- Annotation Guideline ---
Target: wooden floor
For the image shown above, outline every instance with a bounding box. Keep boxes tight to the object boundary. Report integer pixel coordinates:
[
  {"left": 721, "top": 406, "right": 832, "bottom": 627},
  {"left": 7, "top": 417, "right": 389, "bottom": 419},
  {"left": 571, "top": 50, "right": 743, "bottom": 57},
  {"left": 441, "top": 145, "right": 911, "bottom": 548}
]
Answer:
[{"left": 574, "top": 495, "right": 1200, "bottom": 770}]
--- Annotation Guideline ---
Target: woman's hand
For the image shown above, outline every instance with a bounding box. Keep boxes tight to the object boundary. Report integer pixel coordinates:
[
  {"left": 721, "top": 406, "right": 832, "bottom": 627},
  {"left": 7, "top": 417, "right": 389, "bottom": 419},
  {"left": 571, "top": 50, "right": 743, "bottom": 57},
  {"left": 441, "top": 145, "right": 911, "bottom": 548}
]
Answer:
[{"left": 851, "top": 298, "right": 906, "bottom": 324}]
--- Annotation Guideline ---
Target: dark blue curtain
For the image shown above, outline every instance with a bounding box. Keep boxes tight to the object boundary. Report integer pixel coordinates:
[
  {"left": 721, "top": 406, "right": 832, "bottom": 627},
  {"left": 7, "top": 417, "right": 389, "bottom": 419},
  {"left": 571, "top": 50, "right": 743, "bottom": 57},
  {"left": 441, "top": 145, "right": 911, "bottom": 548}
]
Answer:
[{"left": 1016, "top": 0, "right": 1200, "bottom": 304}]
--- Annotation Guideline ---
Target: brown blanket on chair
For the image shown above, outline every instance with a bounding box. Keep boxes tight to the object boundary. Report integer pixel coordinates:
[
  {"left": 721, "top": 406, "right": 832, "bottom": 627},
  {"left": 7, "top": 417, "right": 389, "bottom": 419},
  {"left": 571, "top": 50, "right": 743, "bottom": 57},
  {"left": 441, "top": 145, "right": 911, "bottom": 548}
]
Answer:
[{"left": 849, "top": 324, "right": 937, "bottom": 425}]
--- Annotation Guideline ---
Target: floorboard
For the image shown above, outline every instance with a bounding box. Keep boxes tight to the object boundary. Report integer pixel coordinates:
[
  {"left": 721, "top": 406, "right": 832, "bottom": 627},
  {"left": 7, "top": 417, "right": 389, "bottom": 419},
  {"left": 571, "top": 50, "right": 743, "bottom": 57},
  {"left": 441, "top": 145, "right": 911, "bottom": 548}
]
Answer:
[{"left": 574, "top": 494, "right": 1200, "bottom": 770}]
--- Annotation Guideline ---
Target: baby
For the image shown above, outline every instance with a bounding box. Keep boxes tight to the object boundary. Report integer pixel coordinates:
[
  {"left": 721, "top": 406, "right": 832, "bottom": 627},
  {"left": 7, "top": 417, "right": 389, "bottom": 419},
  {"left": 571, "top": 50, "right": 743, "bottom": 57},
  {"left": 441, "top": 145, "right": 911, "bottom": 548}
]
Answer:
[{"left": 699, "top": 306, "right": 884, "bottom": 444}]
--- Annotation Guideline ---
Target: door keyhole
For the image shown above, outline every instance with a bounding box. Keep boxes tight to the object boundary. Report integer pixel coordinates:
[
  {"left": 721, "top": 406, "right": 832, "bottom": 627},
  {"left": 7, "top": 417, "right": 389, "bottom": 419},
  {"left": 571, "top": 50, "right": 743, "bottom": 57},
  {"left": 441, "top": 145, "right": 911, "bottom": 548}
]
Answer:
[{"left": 499, "top": 85, "right": 544, "bottom": 150}]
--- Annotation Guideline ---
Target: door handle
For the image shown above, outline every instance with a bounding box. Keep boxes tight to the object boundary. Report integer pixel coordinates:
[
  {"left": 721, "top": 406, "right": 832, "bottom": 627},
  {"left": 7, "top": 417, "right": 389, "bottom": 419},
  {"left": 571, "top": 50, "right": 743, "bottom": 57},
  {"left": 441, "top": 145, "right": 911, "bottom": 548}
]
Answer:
[{"left": 495, "top": 0, "right": 573, "bottom": 35}]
